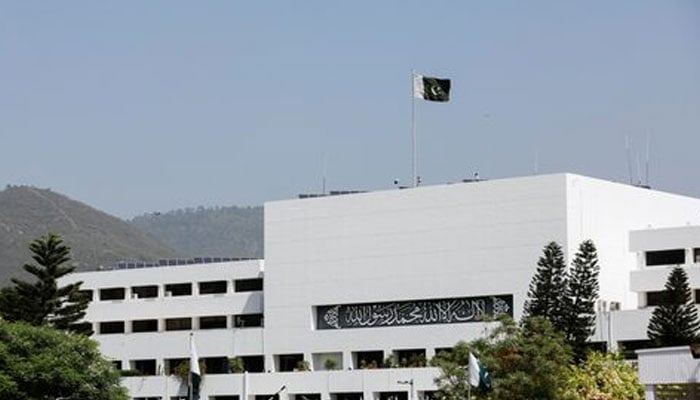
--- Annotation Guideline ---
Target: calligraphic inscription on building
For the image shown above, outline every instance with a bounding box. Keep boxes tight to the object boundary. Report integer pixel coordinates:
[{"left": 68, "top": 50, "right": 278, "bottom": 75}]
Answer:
[{"left": 316, "top": 294, "right": 513, "bottom": 330}]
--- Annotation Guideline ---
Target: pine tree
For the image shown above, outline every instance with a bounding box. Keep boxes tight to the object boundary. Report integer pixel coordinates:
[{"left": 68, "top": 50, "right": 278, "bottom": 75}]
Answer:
[
  {"left": 0, "top": 233, "right": 91, "bottom": 335},
  {"left": 647, "top": 267, "right": 700, "bottom": 346},
  {"left": 564, "top": 240, "right": 600, "bottom": 359},
  {"left": 523, "top": 242, "right": 569, "bottom": 332}
]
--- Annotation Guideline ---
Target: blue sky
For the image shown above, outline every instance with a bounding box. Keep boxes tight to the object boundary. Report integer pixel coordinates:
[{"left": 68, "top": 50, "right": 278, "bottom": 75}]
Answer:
[{"left": 1, "top": 1, "right": 699, "bottom": 218}]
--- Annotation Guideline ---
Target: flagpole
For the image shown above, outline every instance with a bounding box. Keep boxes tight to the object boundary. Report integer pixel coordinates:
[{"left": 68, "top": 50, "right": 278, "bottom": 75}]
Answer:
[{"left": 411, "top": 69, "right": 417, "bottom": 187}]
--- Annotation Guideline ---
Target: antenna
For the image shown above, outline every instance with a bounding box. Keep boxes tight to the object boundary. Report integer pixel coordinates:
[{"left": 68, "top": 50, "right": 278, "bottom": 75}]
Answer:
[
  {"left": 321, "top": 153, "right": 328, "bottom": 195},
  {"left": 636, "top": 152, "right": 642, "bottom": 186},
  {"left": 533, "top": 148, "right": 539, "bottom": 175},
  {"left": 625, "top": 136, "right": 633, "bottom": 184},
  {"left": 645, "top": 133, "right": 651, "bottom": 187}
]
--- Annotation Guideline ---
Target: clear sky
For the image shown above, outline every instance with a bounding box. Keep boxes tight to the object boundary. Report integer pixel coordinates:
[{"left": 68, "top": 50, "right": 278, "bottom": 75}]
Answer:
[{"left": 1, "top": 1, "right": 699, "bottom": 218}]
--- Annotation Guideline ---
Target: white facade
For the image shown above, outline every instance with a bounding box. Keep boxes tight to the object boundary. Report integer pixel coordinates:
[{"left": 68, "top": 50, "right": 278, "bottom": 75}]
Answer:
[{"left": 61, "top": 173, "right": 700, "bottom": 400}]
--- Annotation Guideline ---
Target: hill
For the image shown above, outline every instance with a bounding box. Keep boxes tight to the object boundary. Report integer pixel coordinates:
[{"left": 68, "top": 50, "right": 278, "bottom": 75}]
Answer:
[
  {"left": 130, "top": 205, "right": 263, "bottom": 259},
  {"left": 0, "top": 185, "right": 179, "bottom": 285}
]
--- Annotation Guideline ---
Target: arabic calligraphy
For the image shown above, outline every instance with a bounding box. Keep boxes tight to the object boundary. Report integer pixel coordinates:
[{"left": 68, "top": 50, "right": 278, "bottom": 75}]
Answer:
[{"left": 317, "top": 295, "right": 512, "bottom": 330}]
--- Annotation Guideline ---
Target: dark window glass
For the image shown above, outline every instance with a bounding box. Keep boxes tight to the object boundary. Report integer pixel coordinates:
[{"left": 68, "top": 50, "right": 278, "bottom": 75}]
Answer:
[
  {"left": 78, "top": 290, "right": 93, "bottom": 301},
  {"left": 132, "top": 285, "right": 158, "bottom": 299},
  {"left": 100, "top": 321, "right": 125, "bottom": 334},
  {"left": 234, "top": 314, "right": 264, "bottom": 328},
  {"left": 646, "top": 291, "right": 665, "bottom": 306},
  {"left": 333, "top": 394, "right": 363, "bottom": 400},
  {"left": 73, "top": 322, "right": 93, "bottom": 335},
  {"left": 165, "top": 358, "right": 187, "bottom": 375},
  {"left": 200, "top": 316, "right": 227, "bottom": 329},
  {"left": 240, "top": 355, "right": 265, "bottom": 373},
  {"left": 295, "top": 395, "right": 321, "bottom": 400},
  {"left": 100, "top": 288, "right": 125, "bottom": 301},
  {"left": 204, "top": 357, "right": 229, "bottom": 374},
  {"left": 256, "top": 396, "right": 278, "bottom": 400},
  {"left": 165, "top": 283, "right": 192, "bottom": 296},
  {"left": 213, "top": 397, "right": 240, "bottom": 400},
  {"left": 277, "top": 354, "right": 304, "bottom": 372},
  {"left": 112, "top": 360, "right": 122, "bottom": 370},
  {"left": 354, "top": 351, "right": 383, "bottom": 369},
  {"left": 380, "top": 393, "right": 407, "bottom": 400},
  {"left": 646, "top": 249, "right": 685, "bottom": 266},
  {"left": 695, "top": 248, "right": 700, "bottom": 263},
  {"left": 133, "top": 359, "right": 157, "bottom": 376},
  {"left": 165, "top": 318, "right": 192, "bottom": 331},
  {"left": 695, "top": 289, "right": 700, "bottom": 304},
  {"left": 395, "top": 349, "right": 426, "bottom": 367},
  {"left": 132, "top": 319, "right": 158, "bottom": 332},
  {"left": 199, "top": 281, "right": 227, "bottom": 294},
  {"left": 234, "top": 278, "right": 263, "bottom": 292}
]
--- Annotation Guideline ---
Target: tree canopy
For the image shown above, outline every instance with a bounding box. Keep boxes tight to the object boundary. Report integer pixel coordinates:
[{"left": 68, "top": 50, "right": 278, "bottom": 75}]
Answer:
[
  {"left": 524, "top": 242, "right": 569, "bottom": 332},
  {"left": 647, "top": 267, "right": 700, "bottom": 346},
  {"left": 564, "top": 240, "right": 600, "bottom": 360},
  {"left": 0, "top": 233, "right": 91, "bottom": 334},
  {"left": 0, "top": 320, "right": 127, "bottom": 400}
]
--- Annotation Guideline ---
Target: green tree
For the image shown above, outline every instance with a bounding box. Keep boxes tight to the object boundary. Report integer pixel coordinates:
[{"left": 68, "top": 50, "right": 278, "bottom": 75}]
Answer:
[
  {"left": 524, "top": 242, "right": 569, "bottom": 332},
  {"left": 562, "top": 351, "right": 644, "bottom": 400},
  {"left": 0, "top": 320, "right": 127, "bottom": 400},
  {"left": 564, "top": 240, "right": 600, "bottom": 360},
  {"left": 0, "top": 233, "right": 91, "bottom": 334},
  {"left": 647, "top": 267, "right": 700, "bottom": 346},
  {"left": 433, "top": 316, "right": 572, "bottom": 400}
]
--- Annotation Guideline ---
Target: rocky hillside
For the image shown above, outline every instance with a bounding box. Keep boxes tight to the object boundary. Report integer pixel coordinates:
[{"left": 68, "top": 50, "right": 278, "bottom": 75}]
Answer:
[{"left": 0, "top": 185, "right": 179, "bottom": 285}]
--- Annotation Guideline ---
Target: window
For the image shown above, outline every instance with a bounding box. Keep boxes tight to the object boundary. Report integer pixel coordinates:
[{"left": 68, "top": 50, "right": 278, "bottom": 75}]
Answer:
[
  {"left": 695, "top": 248, "right": 700, "bottom": 264},
  {"left": 99, "top": 287, "right": 125, "bottom": 301},
  {"left": 234, "top": 278, "right": 263, "bottom": 292},
  {"left": 204, "top": 357, "right": 230, "bottom": 374},
  {"left": 112, "top": 360, "right": 122, "bottom": 370},
  {"left": 295, "top": 395, "right": 320, "bottom": 400},
  {"left": 165, "top": 283, "right": 192, "bottom": 297},
  {"left": 132, "top": 285, "right": 158, "bottom": 299},
  {"left": 332, "top": 394, "right": 363, "bottom": 400},
  {"left": 165, "top": 358, "right": 187, "bottom": 375},
  {"left": 240, "top": 355, "right": 265, "bottom": 373},
  {"left": 132, "top": 319, "right": 158, "bottom": 332},
  {"left": 646, "top": 249, "right": 685, "bottom": 266},
  {"left": 78, "top": 289, "right": 93, "bottom": 301},
  {"left": 380, "top": 393, "right": 407, "bottom": 400},
  {"left": 234, "top": 313, "right": 264, "bottom": 328},
  {"left": 256, "top": 396, "right": 278, "bottom": 400},
  {"left": 200, "top": 316, "right": 227, "bottom": 330},
  {"left": 99, "top": 321, "right": 125, "bottom": 334},
  {"left": 646, "top": 291, "right": 665, "bottom": 306},
  {"left": 353, "top": 351, "right": 383, "bottom": 369},
  {"left": 695, "top": 289, "right": 700, "bottom": 304},
  {"left": 165, "top": 318, "right": 192, "bottom": 331},
  {"left": 277, "top": 354, "right": 304, "bottom": 372},
  {"left": 394, "top": 349, "right": 426, "bottom": 367},
  {"left": 199, "top": 281, "right": 227, "bottom": 294},
  {"left": 213, "top": 397, "right": 240, "bottom": 400},
  {"left": 132, "top": 359, "right": 157, "bottom": 376}
]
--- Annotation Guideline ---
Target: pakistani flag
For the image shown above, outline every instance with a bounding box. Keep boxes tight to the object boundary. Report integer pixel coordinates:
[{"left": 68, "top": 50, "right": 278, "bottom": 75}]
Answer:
[
  {"left": 413, "top": 74, "right": 451, "bottom": 102},
  {"left": 468, "top": 352, "right": 491, "bottom": 391},
  {"left": 189, "top": 334, "right": 201, "bottom": 400}
]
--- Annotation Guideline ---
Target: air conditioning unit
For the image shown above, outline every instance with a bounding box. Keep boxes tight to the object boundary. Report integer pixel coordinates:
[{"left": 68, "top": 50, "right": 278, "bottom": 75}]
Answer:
[
  {"left": 609, "top": 301, "right": 621, "bottom": 311},
  {"left": 597, "top": 300, "right": 608, "bottom": 312}
]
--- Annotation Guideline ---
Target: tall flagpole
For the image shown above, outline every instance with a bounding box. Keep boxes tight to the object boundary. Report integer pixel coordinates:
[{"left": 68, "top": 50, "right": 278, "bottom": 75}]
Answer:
[{"left": 411, "top": 70, "right": 417, "bottom": 187}]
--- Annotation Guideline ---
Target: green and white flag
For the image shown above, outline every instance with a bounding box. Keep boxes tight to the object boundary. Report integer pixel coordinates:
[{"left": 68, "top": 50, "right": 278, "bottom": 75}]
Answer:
[
  {"left": 468, "top": 352, "right": 491, "bottom": 391},
  {"left": 189, "top": 333, "right": 201, "bottom": 400},
  {"left": 413, "top": 74, "right": 451, "bottom": 102}
]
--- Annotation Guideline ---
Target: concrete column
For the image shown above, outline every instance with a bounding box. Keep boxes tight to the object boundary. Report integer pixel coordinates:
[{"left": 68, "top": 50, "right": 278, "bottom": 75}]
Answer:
[
  {"left": 425, "top": 348, "right": 436, "bottom": 362},
  {"left": 343, "top": 350, "right": 353, "bottom": 370},
  {"left": 265, "top": 354, "right": 275, "bottom": 372}
]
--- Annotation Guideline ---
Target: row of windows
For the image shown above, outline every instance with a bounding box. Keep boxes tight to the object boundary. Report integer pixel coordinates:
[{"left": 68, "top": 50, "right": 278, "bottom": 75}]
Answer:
[
  {"left": 134, "top": 392, "right": 432, "bottom": 400},
  {"left": 80, "top": 278, "right": 263, "bottom": 301},
  {"left": 645, "top": 248, "right": 700, "bottom": 267},
  {"left": 97, "top": 314, "right": 264, "bottom": 334},
  {"left": 646, "top": 289, "right": 700, "bottom": 307}
]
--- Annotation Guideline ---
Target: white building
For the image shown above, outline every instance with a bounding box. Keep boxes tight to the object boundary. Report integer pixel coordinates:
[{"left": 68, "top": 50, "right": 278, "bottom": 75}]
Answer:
[{"left": 62, "top": 173, "right": 700, "bottom": 400}]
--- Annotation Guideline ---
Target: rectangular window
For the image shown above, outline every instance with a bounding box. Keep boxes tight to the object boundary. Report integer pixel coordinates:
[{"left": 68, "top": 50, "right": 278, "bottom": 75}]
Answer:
[
  {"left": 354, "top": 351, "right": 383, "bottom": 369},
  {"left": 332, "top": 394, "right": 363, "bottom": 400},
  {"left": 240, "top": 355, "right": 265, "bottom": 373},
  {"left": 132, "top": 319, "right": 158, "bottom": 333},
  {"left": 165, "top": 318, "right": 192, "bottom": 331},
  {"left": 234, "top": 313, "right": 264, "bottom": 328},
  {"left": 99, "top": 287, "right": 125, "bottom": 301},
  {"left": 234, "top": 278, "right": 263, "bottom": 292},
  {"left": 165, "top": 358, "right": 187, "bottom": 375},
  {"left": 112, "top": 360, "right": 122, "bottom": 370},
  {"left": 200, "top": 316, "right": 227, "bottom": 330},
  {"left": 78, "top": 289, "right": 93, "bottom": 301},
  {"left": 695, "top": 248, "right": 700, "bottom": 264},
  {"left": 165, "top": 283, "right": 192, "bottom": 297},
  {"left": 99, "top": 321, "right": 125, "bottom": 334},
  {"left": 646, "top": 249, "right": 685, "bottom": 266},
  {"left": 646, "top": 291, "right": 665, "bottom": 306},
  {"left": 132, "top": 285, "right": 158, "bottom": 299},
  {"left": 213, "top": 397, "right": 240, "bottom": 400},
  {"left": 132, "top": 359, "right": 157, "bottom": 376},
  {"left": 204, "top": 357, "right": 230, "bottom": 374},
  {"left": 695, "top": 290, "right": 700, "bottom": 304},
  {"left": 380, "top": 393, "right": 407, "bottom": 400},
  {"left": 199, "top": 280, "right": 228, "bottom": 294},
  {"left": 394, "top": 349, "right": 426, "bottom": 367},
  {"left": 295, "top": 395, "right": 321, "bottom": 400},
  {"left": 277, "top": 354, "right": 304, "bottom": 372}
]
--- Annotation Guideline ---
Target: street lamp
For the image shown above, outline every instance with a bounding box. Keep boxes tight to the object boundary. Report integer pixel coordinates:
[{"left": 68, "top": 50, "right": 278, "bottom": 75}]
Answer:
[{"left": 397, "top": 379, "right": 414, "bottom": 400}]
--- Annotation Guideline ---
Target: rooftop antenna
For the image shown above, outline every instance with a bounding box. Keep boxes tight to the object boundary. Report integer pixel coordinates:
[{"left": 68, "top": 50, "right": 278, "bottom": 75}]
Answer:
[
  {"left": 625, "top": 135, "right": 634, "bottom": 184},
  {"left": 321, "top": 153, "right": 328, "bottom": 195},
  {"left": 533, "top": 148, "right": 539, "bottom": 175},
  {"left": 636, "top": 151, "right": 642, "bottom": 186},
  {"left": 645, "top": 133, "right": 651, "bottom": 188}
]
